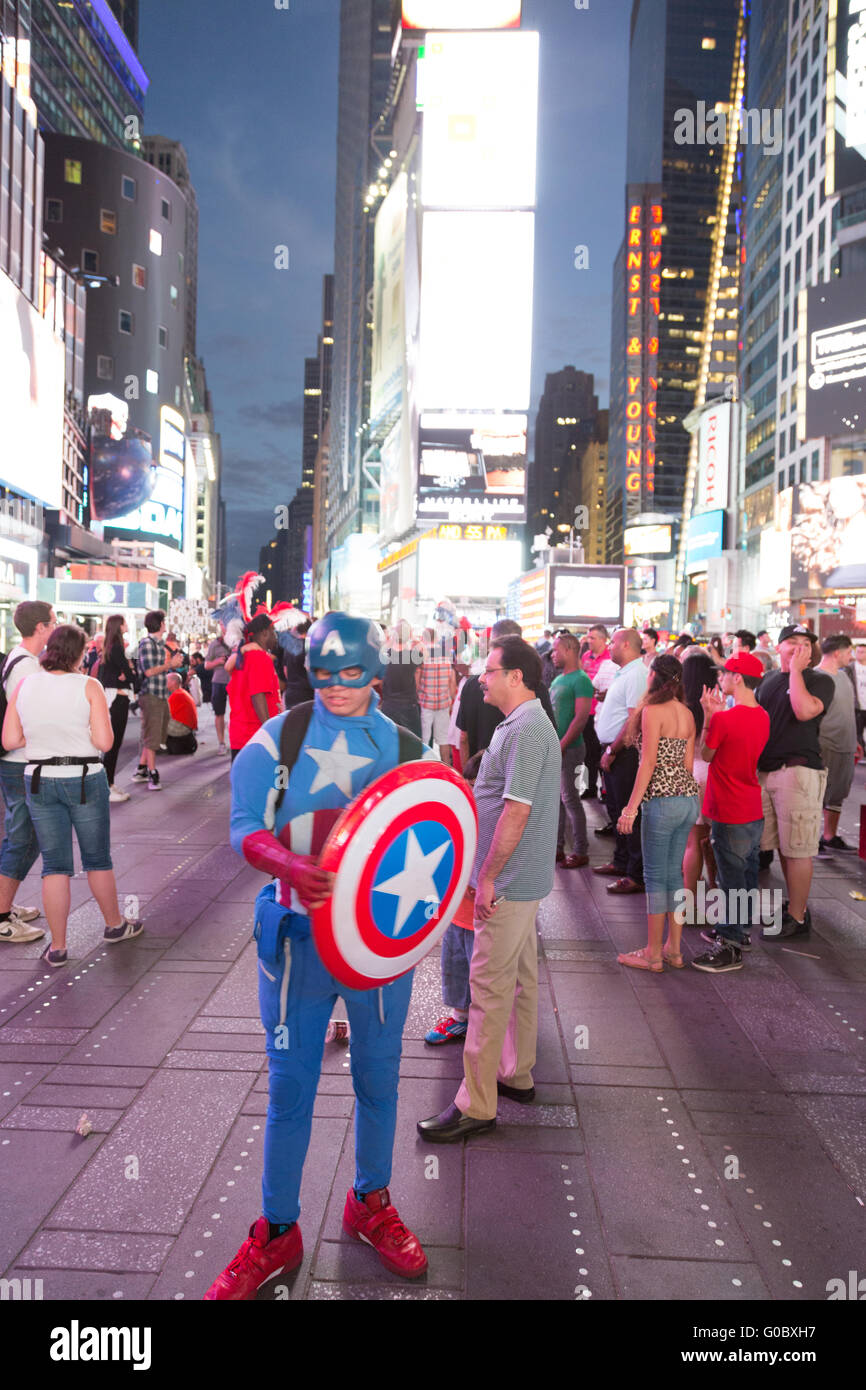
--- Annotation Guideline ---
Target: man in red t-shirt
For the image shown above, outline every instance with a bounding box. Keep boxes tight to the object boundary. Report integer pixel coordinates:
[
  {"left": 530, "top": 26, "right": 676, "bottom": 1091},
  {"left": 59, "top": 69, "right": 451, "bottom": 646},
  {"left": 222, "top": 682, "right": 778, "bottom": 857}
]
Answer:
[
  {"left": 691, "top": 653, "right": 770, "bottom": 972},
  {"left": 227, "top": 615, "right": 281, "bottom": 760},
  {"left": 166, "top": 672, "right": 199, "bottom": 755}
]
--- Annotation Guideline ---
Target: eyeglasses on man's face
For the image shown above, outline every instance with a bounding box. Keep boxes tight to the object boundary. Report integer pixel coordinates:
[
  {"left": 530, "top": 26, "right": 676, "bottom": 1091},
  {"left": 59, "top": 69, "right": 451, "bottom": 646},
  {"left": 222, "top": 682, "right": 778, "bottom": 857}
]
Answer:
[{"left": 483, "top": 664, "right": 512, "bottom": 677}]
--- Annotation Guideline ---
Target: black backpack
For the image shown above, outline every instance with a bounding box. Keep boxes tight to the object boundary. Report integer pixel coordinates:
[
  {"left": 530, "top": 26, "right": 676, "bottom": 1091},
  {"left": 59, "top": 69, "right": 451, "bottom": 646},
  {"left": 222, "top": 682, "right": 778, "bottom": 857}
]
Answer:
[
  {"left": 0, "top": 652, "right": 31, "bottom": 757},
  {"left": 273, "top": 701, "right": 425, "bottom": 814}
]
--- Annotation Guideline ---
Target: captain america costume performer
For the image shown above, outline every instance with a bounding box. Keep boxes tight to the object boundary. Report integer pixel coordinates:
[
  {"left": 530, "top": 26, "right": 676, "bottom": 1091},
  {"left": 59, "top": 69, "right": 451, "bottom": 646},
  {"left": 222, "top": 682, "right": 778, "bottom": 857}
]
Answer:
[{"left": 205, "top": 613, "right": 435, "bottom": 1299}]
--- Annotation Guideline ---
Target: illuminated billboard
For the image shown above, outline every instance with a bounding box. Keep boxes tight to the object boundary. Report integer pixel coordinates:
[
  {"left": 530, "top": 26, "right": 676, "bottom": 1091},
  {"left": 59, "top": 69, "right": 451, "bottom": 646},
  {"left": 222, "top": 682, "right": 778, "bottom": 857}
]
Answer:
[
  {"left": 827, "top": 0, "right": 866, "bottom": 196},
  {"left": 622, "top": 190, "right": 663, "bottom": 516},
  {"left": 623, "top": 523, "right": 672, "bottom": 556},
  {"left": 100, "top": 405, "right": 186, "bottom": 549},
  {"left": 696, "top": 400, "right": 731, "bottom": 512},
  {"left": 418, "top": 212, "right": 534, "bottom": 412},
  {"left": 791, "top": 476, "right": 866, "bottom": 592},
  {"left": 803, "top": 273, "right": 866, "bottom": 437},
  {"left": 417, "top": 414, "right": 526, "bottom": 522},
  {"left": 420, "top": 31, "right": 538, "bottom": 209},
  {"left": 403, "top": 2, "right": 522, "bottom": 30},
  {"left": 0, "top": 272, "right": 64, "bottom": 509},
  {"left": 547, "top": 565, "right": 625, "bottom": 629},
  {"left": 417, "top": 536, "right": 524, "bottom": 598},
  {"left": 371, "top": 172, "right": 408, "bottom": 426},
  {"left": 685, "top": 510, "right": 725, "bottom": 574}
]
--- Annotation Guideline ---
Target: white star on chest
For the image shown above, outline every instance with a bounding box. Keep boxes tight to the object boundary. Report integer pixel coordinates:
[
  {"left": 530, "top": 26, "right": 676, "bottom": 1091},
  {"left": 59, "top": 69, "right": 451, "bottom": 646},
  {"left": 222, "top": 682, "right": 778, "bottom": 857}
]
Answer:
[
  {"left": 374, "top": 829, "right": 450, "bottom": 935},
  {"left": 304, "top": 730, "right": 372, "bottom": 796}
]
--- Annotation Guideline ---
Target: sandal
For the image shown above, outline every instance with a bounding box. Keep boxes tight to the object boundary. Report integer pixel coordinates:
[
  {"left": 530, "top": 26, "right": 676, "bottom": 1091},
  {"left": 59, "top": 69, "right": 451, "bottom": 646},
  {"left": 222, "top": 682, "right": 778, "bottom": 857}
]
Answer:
[
  {"left": 617, "top": 948, "right": 664, "bottom": 973},
  {"left": 663, "top": 950, "right": 685, "bottom": 968}
]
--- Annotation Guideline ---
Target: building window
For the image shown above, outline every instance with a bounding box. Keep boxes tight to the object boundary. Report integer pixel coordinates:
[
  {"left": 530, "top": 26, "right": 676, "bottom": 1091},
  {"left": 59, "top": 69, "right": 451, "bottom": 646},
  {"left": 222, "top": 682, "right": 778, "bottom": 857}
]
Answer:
[
  {"left": 100, "top": 209, "right": 117, "bottom": 235},
  {"left": 787, "top": 149, "right": 795, "bottom": 176},
  {"left": 64, "top": 160, "right": 82, "bottom": 184},
  {"left": 146, "top": 370, "right": 159, "bottom": 395},
  {"left": 797, "top": 169, "right": 804, "bottom": 198},
  {"left": 46, "top": 198, "right": 62, "bottom": 222},
  {"left": 701, "top": 36, "right": 716, "bottom": 49},
  {"left": 799, "top": 458, "right": 807, "bottom": 482},
  {"left": 96, "top": 355, "right": 114, "bottom": 380},
  {"left": 121, "top": 175, "right": 136, "bottom": 201},
  {"left": 175, "top": 385, "right": 182, "bottom": 407},
  {"left": 82, "top": 249, "right": 99, "bottom": 274},
  {"left": 161, "top": 198, "right": 171, "bottom": 221},
  {"left": 789, "top": 424, "right": 797, "bottom": 452},
  {"left": 158, "top": 325, "right": 168, "bottom": 349},
  {"left": 119, "top": 309, "right": 134, "bottom": 335},
  {"left": 812, "top": 450, "right": 820, "bottom": 480},
  {"left": 149, "top": 229, "right": 163, "bottom": 256},
  {"left": 808, "top": 152, "right": 816, "bottom": 181},
  {"left": 809, "top": 112, "right": 817, "bottom": 142},
  {"left": 811, "top": 71, "right": 819, "bottom": 102},
  {"left": 170, "top": 284, "right": 178, "bottom": 305},
  {"left": 132, "top": 263, "right": 147, "bottom": 289},
  {"left": 788, "top": 464, "right": 796, "bottom": 486},
  {"left": 778, "top": 471, "right": 785, "bottom": 492}
]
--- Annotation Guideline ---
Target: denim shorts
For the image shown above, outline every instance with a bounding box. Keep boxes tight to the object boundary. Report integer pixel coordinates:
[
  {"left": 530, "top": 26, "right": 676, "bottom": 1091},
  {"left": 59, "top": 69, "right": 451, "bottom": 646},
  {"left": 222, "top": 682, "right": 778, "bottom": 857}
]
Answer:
[{"left": 24, "top": 771, "right": 113, "bottom": 877}]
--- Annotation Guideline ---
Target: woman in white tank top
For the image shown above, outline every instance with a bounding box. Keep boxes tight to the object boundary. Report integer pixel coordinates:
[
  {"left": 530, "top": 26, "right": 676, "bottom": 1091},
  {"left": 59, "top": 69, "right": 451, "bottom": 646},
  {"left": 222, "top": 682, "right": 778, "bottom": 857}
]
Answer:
[{"left": 2, "top": 625, "right": 143, "bottom": 968}]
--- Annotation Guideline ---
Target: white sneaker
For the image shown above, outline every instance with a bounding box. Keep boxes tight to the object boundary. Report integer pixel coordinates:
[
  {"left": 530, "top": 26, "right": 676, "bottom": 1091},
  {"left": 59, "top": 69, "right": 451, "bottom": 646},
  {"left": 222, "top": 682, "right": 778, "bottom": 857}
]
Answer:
[
  {"left": 11, "top": 903, "right": 41, "bottom": 923},
  {"left": 218, "top": 744, "right": 229, "bottom": 755},
  {"left": 109, "top": 786, "right": 131, "bottom": 803},
  {"left": 0, "top": 916, "right": 45, "bottom": 943}
]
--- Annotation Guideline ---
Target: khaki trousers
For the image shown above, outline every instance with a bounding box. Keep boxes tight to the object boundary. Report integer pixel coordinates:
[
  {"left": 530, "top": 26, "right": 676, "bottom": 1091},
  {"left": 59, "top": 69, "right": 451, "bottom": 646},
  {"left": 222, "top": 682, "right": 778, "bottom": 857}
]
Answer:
[{"left": 455, "top": 896, "right": 541, "bottom": 1120}]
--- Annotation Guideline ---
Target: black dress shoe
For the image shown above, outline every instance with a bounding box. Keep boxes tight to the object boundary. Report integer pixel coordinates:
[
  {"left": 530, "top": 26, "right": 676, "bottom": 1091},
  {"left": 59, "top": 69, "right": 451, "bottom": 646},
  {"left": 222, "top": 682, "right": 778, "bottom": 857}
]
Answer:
[
  {"left": 497, "top": 1080, "right": 535, "bottom": 1104},
  {"left": 594, "top": 823, "right": 616, "bottom": 838},
  {"left": 580, "top": 789, "right": 597, "bottom": 800},
  {"left": 416, "top": 1102, "right": 496, "bottom": 1143}
]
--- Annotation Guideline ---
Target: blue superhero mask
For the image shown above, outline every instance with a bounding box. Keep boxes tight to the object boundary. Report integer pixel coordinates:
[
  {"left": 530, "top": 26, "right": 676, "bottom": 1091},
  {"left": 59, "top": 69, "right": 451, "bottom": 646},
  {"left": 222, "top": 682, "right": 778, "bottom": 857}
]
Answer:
[{"left": 306, "top": 613, "right": 387, "bottom": 689}]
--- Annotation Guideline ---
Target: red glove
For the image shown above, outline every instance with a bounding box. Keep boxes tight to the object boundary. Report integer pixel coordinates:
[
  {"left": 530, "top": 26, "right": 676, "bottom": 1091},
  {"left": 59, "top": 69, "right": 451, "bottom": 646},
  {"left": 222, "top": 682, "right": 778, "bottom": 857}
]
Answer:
[{"left": 241, "top": 831, "right": 334, "bottom": 913}]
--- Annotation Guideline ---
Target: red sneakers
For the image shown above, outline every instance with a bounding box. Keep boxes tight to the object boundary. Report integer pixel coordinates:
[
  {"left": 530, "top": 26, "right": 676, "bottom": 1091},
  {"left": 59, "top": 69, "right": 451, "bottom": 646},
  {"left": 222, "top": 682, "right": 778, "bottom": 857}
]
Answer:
[
  {"left": 203, "top": 1216, "right": 303, "bottom": 1300},
  {"left": 342, "top": 1188, "right": 428, "bottom": 1279}
]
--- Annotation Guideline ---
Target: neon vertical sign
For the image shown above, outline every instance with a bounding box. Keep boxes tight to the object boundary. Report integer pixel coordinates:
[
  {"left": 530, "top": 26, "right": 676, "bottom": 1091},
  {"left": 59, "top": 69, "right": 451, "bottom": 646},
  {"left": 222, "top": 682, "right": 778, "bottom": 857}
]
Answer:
[{"left": 623, "top": 195, "right": 662, "bottom": 511}]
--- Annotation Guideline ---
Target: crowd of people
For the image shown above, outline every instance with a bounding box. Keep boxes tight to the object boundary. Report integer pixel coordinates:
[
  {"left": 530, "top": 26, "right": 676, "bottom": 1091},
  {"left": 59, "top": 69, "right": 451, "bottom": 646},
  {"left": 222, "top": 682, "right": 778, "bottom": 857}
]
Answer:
[{"left": 0, "top": 593, "right": 860, "bottom": 1295}]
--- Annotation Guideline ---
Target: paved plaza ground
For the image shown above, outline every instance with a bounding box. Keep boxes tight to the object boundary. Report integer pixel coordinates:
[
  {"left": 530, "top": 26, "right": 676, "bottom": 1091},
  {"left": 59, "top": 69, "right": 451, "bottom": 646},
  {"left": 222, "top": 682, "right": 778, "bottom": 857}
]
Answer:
[{"left": 1, "top": 705, "right": 866, "bottom": 1304}]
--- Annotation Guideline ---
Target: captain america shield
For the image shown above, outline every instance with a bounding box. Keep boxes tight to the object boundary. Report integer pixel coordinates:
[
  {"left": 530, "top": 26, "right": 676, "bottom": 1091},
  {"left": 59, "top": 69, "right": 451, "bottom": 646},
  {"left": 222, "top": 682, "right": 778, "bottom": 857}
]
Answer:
[{"left": 311, "top": 761, "right": 478, "bottom": 991}]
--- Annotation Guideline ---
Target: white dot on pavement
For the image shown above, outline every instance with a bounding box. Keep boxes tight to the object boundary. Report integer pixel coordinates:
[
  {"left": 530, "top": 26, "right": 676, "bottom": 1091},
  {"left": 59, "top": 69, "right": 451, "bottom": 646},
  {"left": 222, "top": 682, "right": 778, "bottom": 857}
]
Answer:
[
  {"left": 792, "top": 1280, "right": 803, "bottom": 1288},
  {"left": 184, "top": 1271, "right": 194, "bottom": 1278},
  {"left": 732, "top": 1278, "right": 742, "bottom": 1287}
]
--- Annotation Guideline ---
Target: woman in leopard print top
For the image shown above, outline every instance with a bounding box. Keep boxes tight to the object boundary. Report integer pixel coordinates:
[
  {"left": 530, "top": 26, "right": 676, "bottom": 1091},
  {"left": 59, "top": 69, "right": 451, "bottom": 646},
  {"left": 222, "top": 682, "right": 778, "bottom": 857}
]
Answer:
[{"left": 615, "top": 655, "right": 700, "bottom": 973}]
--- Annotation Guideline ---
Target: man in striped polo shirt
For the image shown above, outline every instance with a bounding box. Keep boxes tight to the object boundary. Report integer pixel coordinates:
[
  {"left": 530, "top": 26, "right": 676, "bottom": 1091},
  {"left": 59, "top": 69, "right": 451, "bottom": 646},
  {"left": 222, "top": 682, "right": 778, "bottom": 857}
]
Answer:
[{"left": 418, "top": 635, "right": 561, "bottom": 1141}]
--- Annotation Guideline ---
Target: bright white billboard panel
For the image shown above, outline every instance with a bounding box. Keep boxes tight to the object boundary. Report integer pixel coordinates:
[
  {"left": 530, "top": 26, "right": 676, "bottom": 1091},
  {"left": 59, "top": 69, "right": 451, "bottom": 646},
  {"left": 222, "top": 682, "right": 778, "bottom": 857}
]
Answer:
[
  {"left": 696, "top": 400, "right": 731, "bottom": 513},
  {"left": 418, "top": 211, "right": 534, "bottom": 412},
  {"left": 417, "top": 537, "right": 524, "bottom": 598},
  {"left": 421, "top": 31, "right": 538, "bottom": 209},
  {"left": 371, "top": 172, "right": 408, "bottom": 425},
  {"left": 403, "top": 2, "right": 522, "bottom": 30},
  {"left": 0, "top": 272, "right": 64, "bottom": 509}
]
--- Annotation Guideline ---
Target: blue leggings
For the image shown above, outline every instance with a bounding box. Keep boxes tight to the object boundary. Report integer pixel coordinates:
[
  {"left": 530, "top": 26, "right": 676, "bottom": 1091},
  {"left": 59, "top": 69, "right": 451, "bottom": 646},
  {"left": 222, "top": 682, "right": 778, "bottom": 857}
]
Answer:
[{"left": 258, "top": 926, "right": 414, "bottom": 1225}]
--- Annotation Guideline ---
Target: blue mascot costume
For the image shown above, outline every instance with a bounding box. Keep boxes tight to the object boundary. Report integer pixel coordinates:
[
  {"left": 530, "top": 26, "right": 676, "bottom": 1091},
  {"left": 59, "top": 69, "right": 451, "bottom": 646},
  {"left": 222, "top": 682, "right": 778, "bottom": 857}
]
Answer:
[{"left": 205, "top": 614, "right": 433, "bottom": 1299}]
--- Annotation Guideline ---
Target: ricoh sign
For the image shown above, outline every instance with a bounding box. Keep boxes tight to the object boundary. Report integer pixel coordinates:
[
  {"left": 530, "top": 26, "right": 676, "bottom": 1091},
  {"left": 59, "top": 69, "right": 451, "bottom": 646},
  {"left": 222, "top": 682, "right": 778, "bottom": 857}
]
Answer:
[{"left": 696, "top": 402, "right": 731, "bottom": 514}]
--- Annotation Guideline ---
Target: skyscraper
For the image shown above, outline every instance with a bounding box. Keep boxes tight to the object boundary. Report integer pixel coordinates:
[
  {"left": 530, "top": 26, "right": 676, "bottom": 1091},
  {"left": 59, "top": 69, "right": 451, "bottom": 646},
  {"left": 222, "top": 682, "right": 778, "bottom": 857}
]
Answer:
[
  {"left": 528, "top": 367, "right": 599, "bottom": 548},
  {"left": 327, "top": 0, "right": 395, "bottom": 558},
  {"left": 141, "top": 137, "right": 199, "bottom": 357},
  {"left": 607, "top": 0, "right": 741, "bottom": 562},
  {"left": 29, "top": 0, "right": 148, "bottom": 149}
]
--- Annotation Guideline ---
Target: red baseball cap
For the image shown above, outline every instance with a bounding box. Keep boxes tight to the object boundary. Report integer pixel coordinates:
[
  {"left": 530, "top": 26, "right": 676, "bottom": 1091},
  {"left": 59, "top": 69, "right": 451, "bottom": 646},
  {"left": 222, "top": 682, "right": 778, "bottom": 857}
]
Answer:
[{"left": 724, "top": 653, "right": 764, "bottom": 678}]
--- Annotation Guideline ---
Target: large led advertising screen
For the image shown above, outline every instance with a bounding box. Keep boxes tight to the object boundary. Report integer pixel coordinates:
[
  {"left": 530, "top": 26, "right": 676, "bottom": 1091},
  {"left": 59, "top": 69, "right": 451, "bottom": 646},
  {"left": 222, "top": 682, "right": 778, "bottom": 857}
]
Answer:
[
  {"left": 0, "top": 272, "right": 64, "bottom": 509},
  {"left": 803, "top": 273, "right": 866, "bottom": 437},
  {"left": 371, "top": 172, "right": 407, "bottom": 426},
  {"left": 547, "top": 566, "right": 626, "bottom": 629},
  {"left": 791, "top": 476, "right": 866, "bottom": 592},
  {"left": 97, "top": 405, "right": 186, "bottom": 549},
  {"left": 403, "top": 2, "right": 522, "bottom": 30},
  {"left": 417, "top": 413, "right": 527, "bottom": 523},
  {"left": 420, "top": 31, "right": 538, "bottom": 210},
  {"left": 828, "top": 0, "right": 866, "bottom": 195},
  {"left": 418, "top": 212, "right": 534, "bottom": 412}
]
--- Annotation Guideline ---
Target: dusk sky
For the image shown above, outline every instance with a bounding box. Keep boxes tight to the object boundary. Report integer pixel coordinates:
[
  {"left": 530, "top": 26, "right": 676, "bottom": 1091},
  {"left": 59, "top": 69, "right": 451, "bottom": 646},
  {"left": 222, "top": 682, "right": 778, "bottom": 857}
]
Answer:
[{"left": 138, "top": 0, "right": 631, "bottom": 583}]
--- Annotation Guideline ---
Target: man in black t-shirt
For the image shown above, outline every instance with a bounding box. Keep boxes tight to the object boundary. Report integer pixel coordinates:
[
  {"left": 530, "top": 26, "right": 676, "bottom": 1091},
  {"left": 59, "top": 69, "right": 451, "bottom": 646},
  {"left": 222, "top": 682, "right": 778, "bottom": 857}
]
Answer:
[
  {"left": 456, "top": 620, "right": 556, "bottom": 763},
  {"left": 756, "top": 624, "right": 834, "bottom": 941}
]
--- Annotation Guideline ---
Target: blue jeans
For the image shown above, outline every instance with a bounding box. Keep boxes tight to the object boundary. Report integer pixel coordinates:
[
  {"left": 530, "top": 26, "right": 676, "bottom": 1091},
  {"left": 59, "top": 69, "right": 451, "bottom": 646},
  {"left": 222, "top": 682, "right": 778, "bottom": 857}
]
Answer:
[
  {"left": 441, "top": 919, "right": 474, "bottom": 1013},
  {"left": 25, "top": 771, "right": 113, "bottom": 876},
  {"left": 255, "top": 886, "right": 414, "bottom": 1224},
  {"left": 0, "top": 759, "right": 40, "bottom": 882},
  {"left": 641, "top": 794, "right": 700, "bottom": 914},
  {"left": 708, "top": 819, "right": 763, "bottom": 946}
]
